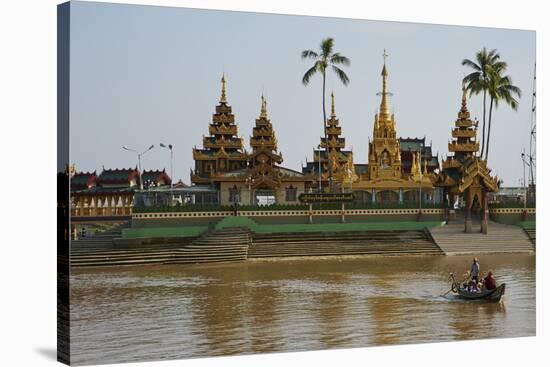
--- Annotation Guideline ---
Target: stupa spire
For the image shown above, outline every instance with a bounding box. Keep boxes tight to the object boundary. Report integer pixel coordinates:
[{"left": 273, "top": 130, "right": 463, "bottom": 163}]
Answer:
[
  {"left": 260, "top": 95, "right": 268, "bottom": 119},
  {"left": 379, "top": 49, "right": 391, "bottom": 119},
  {"left": 330, "top": 91, "right": 336, "bottom": 118},
  {"left": 220, "top": 74, "right": 227, "bottom": 103}
]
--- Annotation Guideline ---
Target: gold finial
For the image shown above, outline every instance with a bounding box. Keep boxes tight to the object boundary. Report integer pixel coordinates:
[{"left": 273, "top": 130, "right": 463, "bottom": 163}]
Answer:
[
  {"left": 220, "top": 73, "right": 227, "bottom": 103},
  {"left": 260, "top": 94, "right": 267, "bottom": 118},
  {"left": 379, "top": 50, "right": 390, "bottom": 118},
  {"left": 330, "top": 92, "right": 336, "bottom": 118}
]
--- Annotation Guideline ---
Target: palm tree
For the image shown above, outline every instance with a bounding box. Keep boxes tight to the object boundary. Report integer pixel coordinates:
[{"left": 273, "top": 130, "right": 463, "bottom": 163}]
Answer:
[
  {"left": 484, "top": 65, "right": 521, "bottom": 161},
  {"left": 301, "top": 37, "right": 350, "bottom": 185},
  {"left": 462, "top": 48, "right": 506, "bottom": 159}
]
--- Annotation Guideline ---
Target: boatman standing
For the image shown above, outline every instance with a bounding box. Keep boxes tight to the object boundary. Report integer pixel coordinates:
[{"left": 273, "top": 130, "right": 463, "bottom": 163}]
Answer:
[{"left": 470, "top": 258, "right": 480, "bottom": 283}]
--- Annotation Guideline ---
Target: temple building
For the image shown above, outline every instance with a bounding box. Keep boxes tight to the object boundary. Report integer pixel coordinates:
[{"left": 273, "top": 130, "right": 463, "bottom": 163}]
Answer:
[
  {"left": 351, "top": 57, "right": 436, "bottom": 204},
  {"left": 190, "top": 76, "right": 314, "bottom": 205},
  {"left": 70, "top": 167, "right": 171, "bottom": 217},
  {"left": 191, "top": 74, "right": 248, "bottom": 185},
  {"left": 399, "top": 137, "right": 439, "bottom": 175},
  {"left": 434, "top": 86, "right": 499, "bottom": 233},
  {"left": 302, "top": 93, "right": 356, "bottom": 190}
]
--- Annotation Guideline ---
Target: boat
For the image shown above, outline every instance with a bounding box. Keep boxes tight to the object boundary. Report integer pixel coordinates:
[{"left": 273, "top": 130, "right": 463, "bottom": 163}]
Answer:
[{"left": 448, "top": 273, "right": 506, "bottom": 302}]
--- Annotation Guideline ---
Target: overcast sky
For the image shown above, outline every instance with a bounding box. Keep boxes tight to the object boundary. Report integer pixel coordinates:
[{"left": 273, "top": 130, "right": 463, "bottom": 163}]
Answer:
[{"left": 69, "top": 1, "right": 535, "bottom": 186}]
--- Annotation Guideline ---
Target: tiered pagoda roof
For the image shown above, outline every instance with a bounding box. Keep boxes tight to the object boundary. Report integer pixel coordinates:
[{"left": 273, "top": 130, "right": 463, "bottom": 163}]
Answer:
[
  {"left": 434, "top": 86, "right": 498, "bottom": 193},
  {"left": 191, "top": 75, "right": 248, "bottom": 184},
  {"left": 247, "top": 96, "right": 284, "bottom": 189},
  {"left": 305, "top": 93, "right": 354, "bottom": 182}
]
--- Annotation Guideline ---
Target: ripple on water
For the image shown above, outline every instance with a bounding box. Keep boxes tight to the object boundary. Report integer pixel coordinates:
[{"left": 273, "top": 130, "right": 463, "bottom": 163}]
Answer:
[{"left": 70, "top": 253, "right": 535, "bottom": 365}]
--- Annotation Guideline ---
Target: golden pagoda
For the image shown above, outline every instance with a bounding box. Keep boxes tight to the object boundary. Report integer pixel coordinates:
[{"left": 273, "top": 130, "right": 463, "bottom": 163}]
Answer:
[
  {"left": 305, "top": 93, "right": 355, "bottom": 190},
  {"left": 247, "top": 95, "right": 284, "bottom": 188},
  {"left": 191, "top": 75, "right": 248, "bottom": 184},
  {"left": 367, "top": 59, "right": 402, "bottom": 180},
  {"left": 206, "top": 94, "right": 314, "bottom": 205},
  {"left": 434, "top": 85, "right": 499, "bottom": 233},
  {"left": 352, "top": 53, "right": 435, "bottom": 204}
]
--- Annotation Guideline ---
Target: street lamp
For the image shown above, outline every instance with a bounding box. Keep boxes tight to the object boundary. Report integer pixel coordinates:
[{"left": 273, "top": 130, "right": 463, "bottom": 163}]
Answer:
[
  {"left": 160, "top": 143, "right": 174, "bottom": 199},
  {"left": 122, "top": 144, "right": 154, "bottom": 190},
  {"left": 246, "top": 176, "right": 255, "bottom": 205},
  {"left": 317, "top": 144, "right": 322, "bottom": 192},
  {"left": 521, "top": 151, "right": 529, "bottom": 209},
  {"left": 418, "top": 148, "right": 423, "bottom": 213}
]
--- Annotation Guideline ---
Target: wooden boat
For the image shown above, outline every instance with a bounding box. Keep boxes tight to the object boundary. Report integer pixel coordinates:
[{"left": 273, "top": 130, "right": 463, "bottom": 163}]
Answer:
[{"left": 449, "top": 273, "right": 506, "bottom": 302}]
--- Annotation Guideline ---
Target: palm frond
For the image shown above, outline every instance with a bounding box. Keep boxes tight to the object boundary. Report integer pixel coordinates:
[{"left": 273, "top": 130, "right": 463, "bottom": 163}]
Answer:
[
  {"left": 301, "top": 49, "right": 319, "bottom": 60},
  {"left": 461, "top": 58, "right": 481, "bottom": 71},
  {"left": 332, "top": 65, "right": 350, "bottom": 85},
  {"left": 320, "top": 37, "right": 334, "bottom": 58},
  {"left": 330, "top": 53, "right": 350, "bottom": 66},
  {"left": 302, "top": 65, "right": 318, "bottom": 86}
]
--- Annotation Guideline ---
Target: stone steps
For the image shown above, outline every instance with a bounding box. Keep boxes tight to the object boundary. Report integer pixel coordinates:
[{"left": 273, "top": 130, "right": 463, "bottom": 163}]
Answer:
[
  {"left": 524, "top": 229, "right": 536, "bottom": 244},
  {"left": 429, "top": 220, "right": 534, "bottom": 255},
  {"left": 248, "top": 230, "right": 443, "bottom": 258},
  {"left": 171, "top": 227, "right": 251, "bottom": 264}
]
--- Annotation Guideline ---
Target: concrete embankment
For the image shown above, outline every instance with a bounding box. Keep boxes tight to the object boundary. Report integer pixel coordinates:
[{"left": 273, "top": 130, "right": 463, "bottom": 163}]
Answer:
[{"left": 70, "top": 226, "right": 443, "bottom": 267}]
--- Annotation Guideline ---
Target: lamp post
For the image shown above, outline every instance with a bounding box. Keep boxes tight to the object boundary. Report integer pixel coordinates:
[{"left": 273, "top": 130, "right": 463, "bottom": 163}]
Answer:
[
  {"left": 521, "top": 152, "right": 529, "bottom": 210},
  {"left": 317, "top": 144, "right": 322, "bottom": 192},
  {"left": 122, "top": 144, "right": 154, "bottom": 190},
  {"left": 160, "top": 143, "right": 174, "bottom": 200},
  {"left": 418, "top": 149, "right": 423, "bottom": 213},
  {"left": 246, "top": 176, "right": 255, "bottom": 205}
]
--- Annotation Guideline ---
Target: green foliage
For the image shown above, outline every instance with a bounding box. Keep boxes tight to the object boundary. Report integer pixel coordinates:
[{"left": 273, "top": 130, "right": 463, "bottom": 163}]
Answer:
[{"left": 517, "top": 221, "right": 536, "bottom": 230}]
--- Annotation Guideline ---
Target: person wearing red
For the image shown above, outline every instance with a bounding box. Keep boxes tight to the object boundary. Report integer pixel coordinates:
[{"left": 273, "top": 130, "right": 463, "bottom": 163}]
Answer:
[{"left": 484, "top": 271, "right": 496, "bottom": 290}]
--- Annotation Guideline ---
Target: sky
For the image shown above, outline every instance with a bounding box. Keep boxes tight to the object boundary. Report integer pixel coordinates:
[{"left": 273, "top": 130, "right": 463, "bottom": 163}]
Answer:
[{"left": 69, "top": 1, "right": 536, "bottom": 186}]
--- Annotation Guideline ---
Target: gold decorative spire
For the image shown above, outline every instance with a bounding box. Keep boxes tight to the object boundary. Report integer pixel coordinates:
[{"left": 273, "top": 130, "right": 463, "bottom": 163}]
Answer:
[
  {"left": 260, "top": 95, "right": 267, "bottom": 119},
  {"left": 379, "top": 49, "right": 390, "bottom": 119},
  {"left": 330, "top": 91, "right": 336, "bottom": 118},
  {"left": 220, "top": 74, "right": 227, "bottom": 103}
]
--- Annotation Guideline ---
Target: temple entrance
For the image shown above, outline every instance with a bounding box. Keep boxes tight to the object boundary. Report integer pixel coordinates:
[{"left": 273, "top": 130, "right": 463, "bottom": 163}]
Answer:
[
  {"left": 376, "top": 190, "right": 399, "bottom": 203},
  {"left": 254, "top": 189, "right": 276, "bottom": 206},
  {"left": 354, "top": 190, "right": 372, "bottom": 204}
]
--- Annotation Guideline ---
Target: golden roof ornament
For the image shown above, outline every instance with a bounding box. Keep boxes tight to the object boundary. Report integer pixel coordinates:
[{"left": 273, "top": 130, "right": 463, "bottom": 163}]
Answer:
[
  {"left": 260, "top": 95, "right": 267, "bottom": 119},
  {"left": 379, "top": 49, "right": 391, "bottom": 120},
  {"left": 330, "top": 92, "right": 336, "bottom": 118},
  {"left": 220, "top": 74, "right": 227, "bottom": 103}
]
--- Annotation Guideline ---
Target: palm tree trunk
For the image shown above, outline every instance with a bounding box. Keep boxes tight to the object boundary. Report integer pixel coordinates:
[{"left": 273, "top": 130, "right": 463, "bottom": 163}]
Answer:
[
  {"left": 485, "top": 98, "right": 494, "bottom": 162},
  {"left": 480, "top": 89, "right": 487, "bottom": 159},
  {"left": 322, "top": 70, "right": 329, "bottom": 190}
]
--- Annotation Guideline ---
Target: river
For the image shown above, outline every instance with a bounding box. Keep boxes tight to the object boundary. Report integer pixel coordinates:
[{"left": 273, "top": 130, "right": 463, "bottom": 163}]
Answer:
[{"left": 70, "top": 254, "right": 535, "bottom": 365}]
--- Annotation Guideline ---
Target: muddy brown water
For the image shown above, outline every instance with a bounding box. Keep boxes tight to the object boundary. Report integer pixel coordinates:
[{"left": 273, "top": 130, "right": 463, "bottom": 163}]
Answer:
[{"left": 70, "top": 253, "right": 535, "bottom": 365}]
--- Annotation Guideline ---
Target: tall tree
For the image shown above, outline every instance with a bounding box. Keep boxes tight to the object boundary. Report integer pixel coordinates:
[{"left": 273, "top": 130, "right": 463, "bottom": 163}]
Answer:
[
  {"left": 484, "top": 65, "right": 521, "bottom": 161},
  {"left": 301, "top": 37, "right": 350, "bottom": 187},
  {"left": 462, "top": 48, "right": 505, "bottom": 159}
]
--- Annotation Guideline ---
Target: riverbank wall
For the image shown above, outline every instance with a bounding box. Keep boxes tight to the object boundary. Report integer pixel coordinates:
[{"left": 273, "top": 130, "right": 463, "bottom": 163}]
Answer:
[{"left": 70, "top": 208, "right": 535, "bottom": 267}]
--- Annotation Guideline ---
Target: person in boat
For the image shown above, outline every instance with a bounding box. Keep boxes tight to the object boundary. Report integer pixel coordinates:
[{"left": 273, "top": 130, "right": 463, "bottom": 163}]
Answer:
[
  {"left": 484, "top": 271, "right": 496, "bottom": 291},
  {"left": 467, "top": 279, "right": 479, "bottom": 293},
  {"left": 470, "top": 258, "right": 480, "bottom": 283}
]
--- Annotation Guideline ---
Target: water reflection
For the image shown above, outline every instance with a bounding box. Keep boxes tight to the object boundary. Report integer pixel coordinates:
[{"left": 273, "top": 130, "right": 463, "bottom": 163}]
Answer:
[{"left": 70, "top": 254, "right": 535, "bottom": 365}]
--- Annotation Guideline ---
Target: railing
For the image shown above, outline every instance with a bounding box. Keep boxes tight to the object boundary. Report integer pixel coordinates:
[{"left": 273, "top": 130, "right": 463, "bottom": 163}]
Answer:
[{"left": 133, "top": 201, "right": 445, "bottom": 213}]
